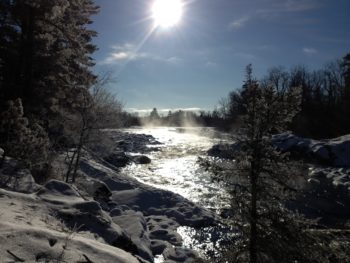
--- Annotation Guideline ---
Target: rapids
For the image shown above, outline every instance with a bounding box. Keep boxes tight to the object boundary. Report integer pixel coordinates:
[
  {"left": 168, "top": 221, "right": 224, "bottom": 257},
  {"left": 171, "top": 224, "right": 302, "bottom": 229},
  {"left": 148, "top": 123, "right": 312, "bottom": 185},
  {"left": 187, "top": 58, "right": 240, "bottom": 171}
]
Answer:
[{"left": 119, "top": 126, "right": 233, "bottom": 259}]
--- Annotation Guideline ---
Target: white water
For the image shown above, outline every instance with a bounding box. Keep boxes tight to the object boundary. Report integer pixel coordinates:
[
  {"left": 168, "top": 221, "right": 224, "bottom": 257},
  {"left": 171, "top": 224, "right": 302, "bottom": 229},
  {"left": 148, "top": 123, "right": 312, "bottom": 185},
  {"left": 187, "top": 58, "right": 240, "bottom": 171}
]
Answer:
[
  {"left": 121, "top": 127, "right": 231, "bottom": 210},
  {"left": 120, "top": 126, "right": 233, "bottom": 258}
]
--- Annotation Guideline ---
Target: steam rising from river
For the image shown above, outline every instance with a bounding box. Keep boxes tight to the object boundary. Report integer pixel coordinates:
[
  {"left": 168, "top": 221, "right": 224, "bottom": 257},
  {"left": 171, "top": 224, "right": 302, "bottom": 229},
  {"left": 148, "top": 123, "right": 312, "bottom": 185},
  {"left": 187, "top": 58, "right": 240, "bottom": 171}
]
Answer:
[{"left": 139, "top": 110, "right": 204, "bottom": 128}]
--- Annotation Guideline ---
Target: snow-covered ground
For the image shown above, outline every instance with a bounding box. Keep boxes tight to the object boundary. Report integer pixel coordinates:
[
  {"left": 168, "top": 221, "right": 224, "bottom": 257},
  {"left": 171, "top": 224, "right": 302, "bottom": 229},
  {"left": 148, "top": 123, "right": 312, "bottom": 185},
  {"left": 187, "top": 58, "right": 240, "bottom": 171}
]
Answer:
[
  {"left": 0, "top": 130, "right": 218, "bottom": 263},
  {"left": 207, "top": 132, "right": 350, "bottom": 227}
]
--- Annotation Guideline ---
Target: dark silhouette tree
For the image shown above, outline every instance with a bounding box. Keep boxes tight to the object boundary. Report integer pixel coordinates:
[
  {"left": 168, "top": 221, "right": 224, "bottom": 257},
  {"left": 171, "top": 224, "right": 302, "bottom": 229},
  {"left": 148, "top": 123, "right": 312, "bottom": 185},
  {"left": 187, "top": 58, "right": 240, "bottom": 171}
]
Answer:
[
  {"left": 225, "top": 65, "right": 341, "bottom": 262},
  {"left": 150, "top": 107, "right": 160, "bottom": 120}
]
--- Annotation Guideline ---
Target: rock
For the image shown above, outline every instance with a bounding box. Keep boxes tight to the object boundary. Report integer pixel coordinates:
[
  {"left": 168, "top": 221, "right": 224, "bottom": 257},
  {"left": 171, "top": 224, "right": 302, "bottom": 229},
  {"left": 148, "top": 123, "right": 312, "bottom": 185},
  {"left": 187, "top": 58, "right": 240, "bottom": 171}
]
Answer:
[
  {"left": 110, "top": 207, "right": 123, "bottom": 216},
  {"left": 272, "top": 133, "right": 350, "bottom": 167},
  {"left": 207, "top": 143, "right": 240, "bottom": 159},
  {"left": 133, "top": 155, "right": 151, "bottom": 165},
  {"left": 149, "top": 228, "right": 182, "bottom": 246},
  {"left": 41, "top": 180, "right": 80, "bottom": 197},
  {"left": 104, "top": 130, "right": 162, "bottom": 154},
  {"left": 112, "top": 210, "right": 153, "bottom": 262},
  {"left": 0, "top": 157, "right": 40, "bottom": 193},
  {"left": 290, "top": 167, "right": 350, "bottom": 226},
  {"left": 0, "top": 148, "right": 3, "bottom": 158},
  {"left": 111, "top": 188, "right": 217, "bottom": 227},
  {"left": 150, "top": 240, "right": 169, "bottom": 255},
  {"left": 163, "top": 247, "right": 199, "bottom": 263},
  {"left": 104, "top": 152, "right": 131, "bottom": 168}
]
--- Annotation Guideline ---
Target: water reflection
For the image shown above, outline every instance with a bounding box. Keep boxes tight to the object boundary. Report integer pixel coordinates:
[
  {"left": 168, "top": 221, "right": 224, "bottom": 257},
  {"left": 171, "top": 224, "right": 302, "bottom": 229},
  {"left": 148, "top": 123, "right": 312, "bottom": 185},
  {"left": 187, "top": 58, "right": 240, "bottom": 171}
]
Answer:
[{"left": 120, "top": 127, "right": 233, "bottom": 259}]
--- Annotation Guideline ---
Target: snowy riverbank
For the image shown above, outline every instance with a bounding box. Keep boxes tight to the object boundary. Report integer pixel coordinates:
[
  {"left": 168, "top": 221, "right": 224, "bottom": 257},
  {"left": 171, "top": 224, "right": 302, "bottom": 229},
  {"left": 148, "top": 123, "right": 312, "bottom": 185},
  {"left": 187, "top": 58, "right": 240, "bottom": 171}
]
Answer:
[
  {"left": 0, "top": 129, "right": 218, "bottom": 263},
  {"left": 207, "top": 132, "right": 350, "bottom": 227}
]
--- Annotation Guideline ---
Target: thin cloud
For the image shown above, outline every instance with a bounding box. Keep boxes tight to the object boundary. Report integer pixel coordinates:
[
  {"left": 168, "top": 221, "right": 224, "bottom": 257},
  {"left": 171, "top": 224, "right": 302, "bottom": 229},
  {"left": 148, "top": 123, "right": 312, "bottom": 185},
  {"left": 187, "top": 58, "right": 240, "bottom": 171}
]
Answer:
[
  {"left": 205, "top": 61, "right": 218, "bottom": 68},
  {"left": 101, "top": 43, "right": 183, "bottom": 65},
  {"left": 283, "top": 0, "right": 322, "bottom": 12},
  {"left": 303, "top": 47, "right": 318, "bottom": 55},
  {"left": 229, "top": 0, "right": 323, "bottom": 30},
  {"left": 126, "top": 107, "right": 202, "bottom": 116},
  {"left": 229, "top": 16, "right": 250, "bottom": 30},
  {"left": 166, "top": 57, "right": 183, "bottom": 64}
]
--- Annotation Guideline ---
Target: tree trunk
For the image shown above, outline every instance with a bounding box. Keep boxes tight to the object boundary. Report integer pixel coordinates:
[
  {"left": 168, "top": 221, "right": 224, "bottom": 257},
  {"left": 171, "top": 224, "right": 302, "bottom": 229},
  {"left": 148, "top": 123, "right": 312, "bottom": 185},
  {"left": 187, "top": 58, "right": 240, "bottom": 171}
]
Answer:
[
  {"left": 0, "top": 151, "right": 6, "bottom": 169},
  {"left": 72, "top": 128, "right": 87, "bottom": 183},
  {"left": 65, "top": 150, "right": 76, "bottom": 183},
  {"left": 250, "top": 164, "right": 258, "bottom": 263}
]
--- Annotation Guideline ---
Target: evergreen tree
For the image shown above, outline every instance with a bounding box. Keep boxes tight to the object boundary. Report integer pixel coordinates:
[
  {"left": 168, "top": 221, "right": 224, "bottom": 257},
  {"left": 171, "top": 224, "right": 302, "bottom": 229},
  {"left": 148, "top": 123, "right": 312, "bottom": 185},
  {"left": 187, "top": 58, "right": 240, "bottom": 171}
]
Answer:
[
  {"left": 0, "top": 98, "right": 49, "bottom": 174},
  {"left": 225, "top": 65, "right": 342, "bottom": 262},
  {"left": 0, "top": 0, "right": 99, "bottom": 132}
]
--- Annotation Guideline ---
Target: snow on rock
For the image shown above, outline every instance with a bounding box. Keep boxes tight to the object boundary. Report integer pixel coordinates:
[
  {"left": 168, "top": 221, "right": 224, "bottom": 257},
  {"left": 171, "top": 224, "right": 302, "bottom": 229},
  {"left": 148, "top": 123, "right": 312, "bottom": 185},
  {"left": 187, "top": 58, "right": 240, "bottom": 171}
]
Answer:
[
  {"left": 104, "top": 130, "right": 162, "bottom": 154},
  {"left": 208, "top": 133, "right": 350, "bottom": 167},
  {"left": 0, "top": 131, "right": 216, "bottom": 263},
  {"left": 207, "top": 143, "right": 240, "bottom": 159},
  {"left": 78, "top": 157, "right": 216, "bottom": 262},
  {"left": 272, "top": 133, "right": 350, "bottom": 167},
  {"left": 0, "top": 156, "right": 40, "bottom": 193},
  {"left": 36, "top": 180, "right": 144, "bottom": 259},
  {"left": 112, "top": 210, "right": 154, "bottom": 262},
  {"left": 291, "top": 167, "right": 350, "bottom": 226},
  {"left": 163, "top": 247, "right": 199, "bottom": 263},
  {"left": 80, "top": 158, "right": 217, "bottom": 228},
  {"left": 0, "top": 188, "right": 140, "bottom": 263}
]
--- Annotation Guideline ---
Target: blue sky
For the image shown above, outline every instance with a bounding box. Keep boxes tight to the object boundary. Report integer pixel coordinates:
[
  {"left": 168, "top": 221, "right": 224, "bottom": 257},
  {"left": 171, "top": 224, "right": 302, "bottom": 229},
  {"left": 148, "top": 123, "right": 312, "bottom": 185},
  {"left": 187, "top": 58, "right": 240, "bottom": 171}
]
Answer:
[{"left": 92, "top": 0, "right": 350, "bottom": 114}]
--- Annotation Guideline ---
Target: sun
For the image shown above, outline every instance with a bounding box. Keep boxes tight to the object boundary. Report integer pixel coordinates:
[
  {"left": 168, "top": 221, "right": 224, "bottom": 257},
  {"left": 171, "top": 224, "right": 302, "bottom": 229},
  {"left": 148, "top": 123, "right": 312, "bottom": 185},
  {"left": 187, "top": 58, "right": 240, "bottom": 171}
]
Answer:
[{"left": 152, "top": 0, "right": 183, "bottom": 28}]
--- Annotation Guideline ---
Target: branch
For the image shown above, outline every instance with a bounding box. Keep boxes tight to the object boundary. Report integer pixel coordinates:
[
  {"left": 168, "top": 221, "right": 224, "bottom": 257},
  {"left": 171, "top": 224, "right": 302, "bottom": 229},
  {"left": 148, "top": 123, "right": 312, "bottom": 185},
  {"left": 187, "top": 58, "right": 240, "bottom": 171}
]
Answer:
[{"left": 6, "top": 250, "right": 25, "bottom": 262}]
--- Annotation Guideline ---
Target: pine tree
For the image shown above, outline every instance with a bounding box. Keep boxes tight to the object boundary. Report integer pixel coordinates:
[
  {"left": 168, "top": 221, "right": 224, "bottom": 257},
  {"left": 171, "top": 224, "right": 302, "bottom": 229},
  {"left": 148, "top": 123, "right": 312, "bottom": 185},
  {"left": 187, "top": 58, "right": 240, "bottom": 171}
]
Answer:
[
  {"left": 0, "top": 0, "right": 99, "bottom": 131},
  {"left": 225, "top": 65, "right": 342, "bottom": 262},
  {"left": 0, "top": 98, "right": 49, "bottom": 173},
  {"left": 0, "top": 0, "right": 99, "bottom": 179}
]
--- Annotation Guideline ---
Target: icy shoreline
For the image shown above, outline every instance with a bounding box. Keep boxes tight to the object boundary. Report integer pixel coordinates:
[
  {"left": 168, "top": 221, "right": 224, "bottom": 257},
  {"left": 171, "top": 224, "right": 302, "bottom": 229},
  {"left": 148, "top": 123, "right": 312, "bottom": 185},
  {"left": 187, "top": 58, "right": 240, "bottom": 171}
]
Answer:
[
  {"left": 207, "top": 132, "right": 350, "bottom": 227},
  {"left": 0, "top": 130, "right": 217, "bottom": 263}
]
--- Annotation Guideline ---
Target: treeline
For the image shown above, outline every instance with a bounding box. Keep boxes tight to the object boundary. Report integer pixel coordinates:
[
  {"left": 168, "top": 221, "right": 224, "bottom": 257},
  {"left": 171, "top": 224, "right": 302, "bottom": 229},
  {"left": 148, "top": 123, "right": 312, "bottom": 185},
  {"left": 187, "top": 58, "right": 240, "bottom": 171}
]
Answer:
[
  {"left": 0, "top": 1, "right": 125, "bottom": 181},
  {"left": 219, "top": 54, "right": 350, "bottom": 138},
  {"left": 140, "top": 108, "right": 226, "bottom": 127}
]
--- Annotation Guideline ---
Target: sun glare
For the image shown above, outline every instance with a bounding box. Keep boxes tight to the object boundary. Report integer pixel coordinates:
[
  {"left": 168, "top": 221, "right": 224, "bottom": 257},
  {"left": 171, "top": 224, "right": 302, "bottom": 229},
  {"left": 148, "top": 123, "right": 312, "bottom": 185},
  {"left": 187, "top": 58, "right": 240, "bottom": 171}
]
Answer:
[{"left": 152, "top": 0, "right": 183, "bottom": 28}]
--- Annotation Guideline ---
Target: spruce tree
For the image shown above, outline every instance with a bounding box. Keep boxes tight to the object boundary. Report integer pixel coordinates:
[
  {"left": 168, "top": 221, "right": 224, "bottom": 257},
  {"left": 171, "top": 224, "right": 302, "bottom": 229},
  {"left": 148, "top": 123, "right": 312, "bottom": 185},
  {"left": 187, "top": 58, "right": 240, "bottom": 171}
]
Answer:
[
  {"left": 225, "top": 65, "right": 343, "bottom": 262},
  {"left": 0, "top": 0, "right": 99, "bottom": 131}
]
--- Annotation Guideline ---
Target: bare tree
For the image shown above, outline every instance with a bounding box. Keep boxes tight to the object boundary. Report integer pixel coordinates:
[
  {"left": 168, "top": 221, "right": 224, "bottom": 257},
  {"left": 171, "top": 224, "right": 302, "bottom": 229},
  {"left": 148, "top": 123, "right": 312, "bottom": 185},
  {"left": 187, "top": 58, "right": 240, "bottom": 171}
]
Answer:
[{"left": 65, "top": 74, "right": 123, "bottom": 183}]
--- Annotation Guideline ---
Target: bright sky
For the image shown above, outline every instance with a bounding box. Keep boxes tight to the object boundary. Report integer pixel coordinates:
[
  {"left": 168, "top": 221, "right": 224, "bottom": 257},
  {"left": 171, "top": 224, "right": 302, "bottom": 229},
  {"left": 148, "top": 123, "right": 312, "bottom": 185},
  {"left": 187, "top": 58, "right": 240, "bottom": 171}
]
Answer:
[{"left": 92, "top": 0, "right": 350, "bottom": 114}]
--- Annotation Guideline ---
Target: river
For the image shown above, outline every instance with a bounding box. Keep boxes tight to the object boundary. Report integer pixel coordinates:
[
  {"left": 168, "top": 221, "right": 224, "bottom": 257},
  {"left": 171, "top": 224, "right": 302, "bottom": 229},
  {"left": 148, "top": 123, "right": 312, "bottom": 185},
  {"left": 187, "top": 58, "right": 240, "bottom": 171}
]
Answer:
[{"left": 119, "top": 126, "right": 233, "bottom": 260}]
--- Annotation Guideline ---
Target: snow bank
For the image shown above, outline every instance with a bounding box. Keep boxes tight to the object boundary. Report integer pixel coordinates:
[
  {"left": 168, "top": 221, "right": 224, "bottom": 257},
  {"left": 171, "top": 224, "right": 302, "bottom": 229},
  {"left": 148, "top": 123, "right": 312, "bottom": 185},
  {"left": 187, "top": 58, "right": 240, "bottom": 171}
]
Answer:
[
  {"left": 0, "top": 187, "right": 140, "bottom": 263},
  {"left": 208, "top": 133, "right": 350, "bottom": 167},
  {"left": 77, "top": 156, "right": 217, "bottom": 261},
  {"left": 272, "top": 133, "right": 350, "bottom": 167}
]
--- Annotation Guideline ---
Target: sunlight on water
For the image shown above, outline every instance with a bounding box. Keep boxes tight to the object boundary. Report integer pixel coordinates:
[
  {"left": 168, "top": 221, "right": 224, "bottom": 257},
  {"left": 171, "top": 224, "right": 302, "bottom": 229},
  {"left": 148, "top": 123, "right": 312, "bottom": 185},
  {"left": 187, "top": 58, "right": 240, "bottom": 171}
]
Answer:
[
  {"left": 120, "top": 127, "right": 233, "bottom": 259},
  {"left": 121, "top": 127, "right": 231, "bottom": 210}
]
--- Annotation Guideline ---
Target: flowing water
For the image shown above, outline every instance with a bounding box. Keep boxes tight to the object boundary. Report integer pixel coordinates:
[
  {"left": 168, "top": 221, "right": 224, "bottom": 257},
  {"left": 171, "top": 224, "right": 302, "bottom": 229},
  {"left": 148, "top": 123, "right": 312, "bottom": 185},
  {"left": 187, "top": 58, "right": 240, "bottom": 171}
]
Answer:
[{"left": 120, "top": 126, "right": 234, "bottom": 259}]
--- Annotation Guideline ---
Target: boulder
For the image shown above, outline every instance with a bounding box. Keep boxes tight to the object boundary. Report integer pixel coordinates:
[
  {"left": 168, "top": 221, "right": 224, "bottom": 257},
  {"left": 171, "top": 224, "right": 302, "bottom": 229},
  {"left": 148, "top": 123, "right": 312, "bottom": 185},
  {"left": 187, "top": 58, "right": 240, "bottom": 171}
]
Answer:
[
  {"left": 207, "top": 143, "right": 240, "bottom": 159},
  {"left": 104, "top": 152, "right": 131, "bottom": 168},
  {"left": 0, "top": 157, "right": 40, "bottom": 193},
  {"left": 133, "top": 155, "right": 151, "bottom": 164}
]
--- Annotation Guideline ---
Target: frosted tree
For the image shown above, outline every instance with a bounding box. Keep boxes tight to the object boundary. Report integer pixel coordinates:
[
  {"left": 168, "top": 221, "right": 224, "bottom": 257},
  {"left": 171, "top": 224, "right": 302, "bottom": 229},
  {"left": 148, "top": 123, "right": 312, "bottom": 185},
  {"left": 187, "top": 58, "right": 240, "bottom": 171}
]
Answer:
[
  {"left": 225, "top": 65, "right": 346, "bottom": 262},
  {"left": 0, "top": 99, "right": 49, "bottom": 175},
  {"left": 0, "top": 0, "right": 99, "bottom": 132}
]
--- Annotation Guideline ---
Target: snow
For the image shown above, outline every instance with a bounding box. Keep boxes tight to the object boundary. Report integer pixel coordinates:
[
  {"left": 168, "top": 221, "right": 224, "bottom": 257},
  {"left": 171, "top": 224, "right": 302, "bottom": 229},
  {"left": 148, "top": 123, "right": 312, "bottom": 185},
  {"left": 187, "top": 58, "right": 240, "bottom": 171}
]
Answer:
[
  {"left": 272, "top": 133, "right": 350, "bottom": 167},
  {"left": 0, "top": 187, "right": 140, "bottom": 263},
  {"left": 1, "top": 140, "right": 217, "bottom": 262}
]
